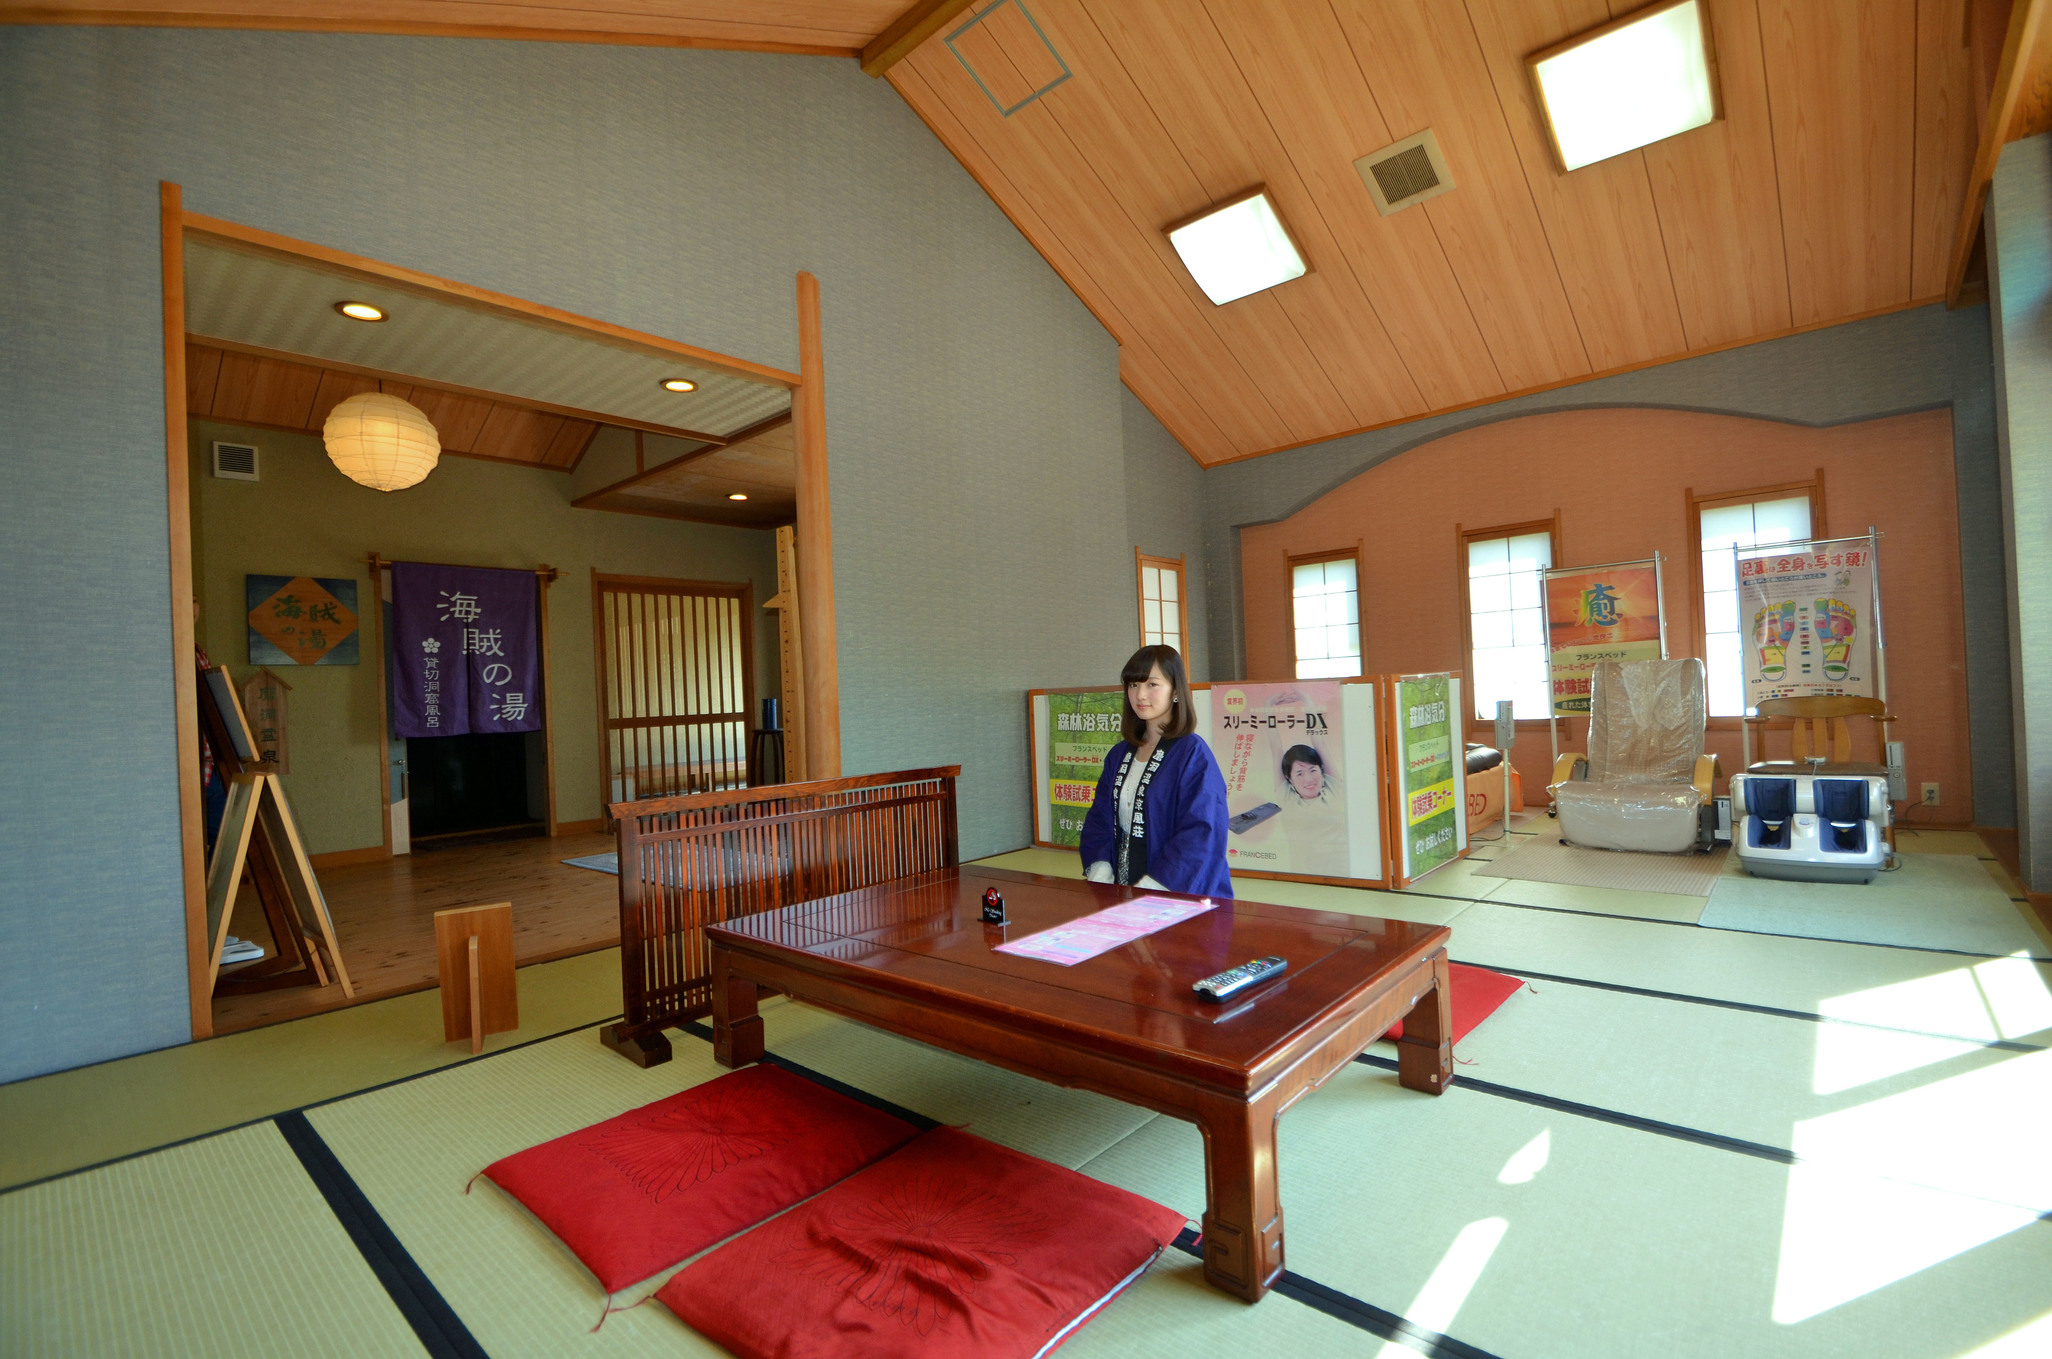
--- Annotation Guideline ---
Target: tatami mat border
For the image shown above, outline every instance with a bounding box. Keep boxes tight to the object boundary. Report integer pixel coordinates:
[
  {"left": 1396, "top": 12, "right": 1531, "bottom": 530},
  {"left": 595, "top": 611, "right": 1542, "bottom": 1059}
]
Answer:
[{"left": 278, "top": 1110, "right": 488, "bottom": 1359}]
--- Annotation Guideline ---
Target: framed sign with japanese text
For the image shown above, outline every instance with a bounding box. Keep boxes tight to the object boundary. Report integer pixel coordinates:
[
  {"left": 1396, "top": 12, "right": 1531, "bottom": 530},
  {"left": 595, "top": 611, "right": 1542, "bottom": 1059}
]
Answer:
[{"left": 246, "top": 575, "right": 359, "bottom": 666}]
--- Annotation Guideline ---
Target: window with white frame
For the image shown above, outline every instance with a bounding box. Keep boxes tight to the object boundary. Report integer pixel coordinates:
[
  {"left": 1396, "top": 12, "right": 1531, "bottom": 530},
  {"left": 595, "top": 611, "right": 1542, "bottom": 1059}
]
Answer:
[
  {"left": 1136, "top": 553, "right": 1186, "bottom": 653},
  {"left": 1700, "top": 493, "right": 1813, "bottom": 716},
  {"left": 1466, "top": 529, "right": 1552, "bottom": 722},
  {"left": 1291, "top": 554, "right": 1361, "bottom": 679}
]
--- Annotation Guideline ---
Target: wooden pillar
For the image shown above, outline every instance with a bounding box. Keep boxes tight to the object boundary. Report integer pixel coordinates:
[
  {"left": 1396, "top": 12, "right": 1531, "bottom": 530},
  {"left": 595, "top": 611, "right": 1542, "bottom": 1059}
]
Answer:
[
  {"left": 793, "top": 272, "right": 841, "bottom": 778},
  {"left": 162, "top": 181, "right": 211, "bottom": 1042}
]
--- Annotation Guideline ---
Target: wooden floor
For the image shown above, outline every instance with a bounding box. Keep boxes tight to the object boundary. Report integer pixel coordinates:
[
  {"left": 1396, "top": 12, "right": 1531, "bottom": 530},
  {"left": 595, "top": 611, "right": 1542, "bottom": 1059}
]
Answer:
[{"left": 212, "top": 832, "right": 620, "bottom": 1035}]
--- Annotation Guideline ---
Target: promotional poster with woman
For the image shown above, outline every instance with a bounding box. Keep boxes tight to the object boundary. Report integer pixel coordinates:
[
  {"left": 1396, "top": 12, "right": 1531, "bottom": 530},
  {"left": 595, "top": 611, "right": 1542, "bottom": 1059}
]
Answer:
[{"left": 1207, "top": 682, "right": 1349, "bottom": 878}]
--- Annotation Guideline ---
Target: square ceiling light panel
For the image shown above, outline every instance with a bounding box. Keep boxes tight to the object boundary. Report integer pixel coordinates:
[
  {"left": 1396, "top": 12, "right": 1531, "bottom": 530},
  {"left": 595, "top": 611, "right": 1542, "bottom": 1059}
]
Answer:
[
  {"left": 1527, "top": 0, "right": 1718, "bottom": 173},
  {"left": 1165, "top": 188, "right": 1308, "bottom": 307}
]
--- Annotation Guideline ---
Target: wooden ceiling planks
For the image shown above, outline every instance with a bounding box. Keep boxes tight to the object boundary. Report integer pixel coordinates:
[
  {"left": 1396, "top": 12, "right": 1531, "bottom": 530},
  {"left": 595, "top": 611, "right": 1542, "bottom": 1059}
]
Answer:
[
  {"left": 186, "top": 341, "right": 603, "bottom": 469},
  {"left": 1914, "top": 0, "right": 1981, "bottom": 298},
  {"left": 1466, "top": 0, "right": 1688, "bottom": 373},
  {"left": 1758, "top": 0, "right": 1920, "bottom": 327},
  {"left": 895, "top": 27, "right": 1298, "bottom": 454},
  {"left": 1635, "top": 0, "right": 1793, "bottom": 350},
  {"left": 887, "top": 0, "right": 1978, "bottom": 464},
  {"left": 1201, "top": 0, "right": 1503, "bottom": 413},
  {"left": 989, "top": 0, "right": 1360, "bottom": 444},
  {"left": 1328, "top": 0, "right": 1592, "bottom": 394},
  {"left": 1079, "top": 0, "right": 1423, "bottom": 431}
]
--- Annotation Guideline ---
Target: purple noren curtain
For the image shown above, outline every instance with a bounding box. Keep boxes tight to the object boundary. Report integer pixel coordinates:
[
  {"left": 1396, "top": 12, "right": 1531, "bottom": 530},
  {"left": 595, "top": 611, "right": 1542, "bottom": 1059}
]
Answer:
[{"left": 390, "top": 562, "right": 541, "bottom": 738}]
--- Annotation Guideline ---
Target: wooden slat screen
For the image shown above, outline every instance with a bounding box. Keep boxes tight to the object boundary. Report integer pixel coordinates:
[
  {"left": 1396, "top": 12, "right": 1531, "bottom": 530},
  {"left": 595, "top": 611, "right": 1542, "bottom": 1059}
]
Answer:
[
  {"left": 601, "top": 766, "right": 960, "bottom": 1062},
  {"left": 595, "top": 576, "right": 752, "bottom": 809}
]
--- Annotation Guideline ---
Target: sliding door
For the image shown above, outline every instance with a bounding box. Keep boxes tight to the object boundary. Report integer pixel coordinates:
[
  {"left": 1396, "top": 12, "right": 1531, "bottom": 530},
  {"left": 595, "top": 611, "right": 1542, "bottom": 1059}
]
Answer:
[{"left": 594, "top": 574, "right": 754, "bottom": 814}]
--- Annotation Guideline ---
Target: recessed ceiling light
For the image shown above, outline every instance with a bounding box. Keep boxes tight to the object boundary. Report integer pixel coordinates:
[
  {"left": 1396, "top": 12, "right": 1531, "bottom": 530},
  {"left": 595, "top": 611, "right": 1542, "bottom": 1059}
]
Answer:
[
  {"left": 1164, "top": 187, "right": 1307, "bottom": 307},
  {"left": 727, "top": 492, "right": 749, "bottom": 501},
  {"left": 335, "top": 301, "right": 386, "bottom": 322},
  {"left": 1528, "top": 0, "right": 1717, "bottom": 173},
  {"left": 660, "top": 378, "right": 698, "bottom": 393}
]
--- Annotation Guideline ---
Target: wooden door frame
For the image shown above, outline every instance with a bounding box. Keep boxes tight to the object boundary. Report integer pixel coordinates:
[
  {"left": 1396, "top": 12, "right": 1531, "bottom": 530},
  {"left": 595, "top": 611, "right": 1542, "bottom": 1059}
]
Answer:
[
  {"left": 591, "top": 572, "right": 757, "bottom": 820},
  {"left": 161, "top": 184, "right": 833, "bottom": 1040}
]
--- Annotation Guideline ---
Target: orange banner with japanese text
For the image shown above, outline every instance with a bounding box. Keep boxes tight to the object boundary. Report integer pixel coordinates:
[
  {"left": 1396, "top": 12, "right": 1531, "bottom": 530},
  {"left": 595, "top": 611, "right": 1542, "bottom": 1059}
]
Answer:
[{"left": 1545, "top": 563, "right": 1664, "bottom": 715}]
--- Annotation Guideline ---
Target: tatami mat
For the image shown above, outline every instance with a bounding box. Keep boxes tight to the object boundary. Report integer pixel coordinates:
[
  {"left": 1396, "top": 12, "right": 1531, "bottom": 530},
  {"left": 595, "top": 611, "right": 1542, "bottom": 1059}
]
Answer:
[
  {"left": 306, "top": 1008, "right": 1381, "bottom": 1358},
  {"left": 1478, "top": 835, "right": 1730, "bottom": 895},
  {"left": 1703, "top": 853, "right": 2051, "bottom": 960},
  {"left": 0, "top": 1121, "right": 424, "bottom": 1358},
  {"left": 1448, "top": 903, "right": 2052, "bottom": 1045},
  {"left": 0, "top": 947, "right": 625, "bottom": 1191},
  {"left": 1078, "top": 1064, "right": 2052, "bottom": 1359},
  {"left": 1479, "top": 874, "right": 1708, "bottom": 923},
  {"left": 1432, "top": 970, "right": 2052, "bottom": 1214}
]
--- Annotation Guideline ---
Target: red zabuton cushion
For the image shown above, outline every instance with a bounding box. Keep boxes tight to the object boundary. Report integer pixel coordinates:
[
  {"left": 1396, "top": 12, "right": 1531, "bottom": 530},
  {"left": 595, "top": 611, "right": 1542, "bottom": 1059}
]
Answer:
[
  {"left": 482, "top": 1064, "right": 919, "bottom": 1294},
  {"left": 659, "top": 1126, "right": 1186, "bottom": 1358},
  {"left": 1386, "top": 963, "right": 1525, "bottom": 1042}
]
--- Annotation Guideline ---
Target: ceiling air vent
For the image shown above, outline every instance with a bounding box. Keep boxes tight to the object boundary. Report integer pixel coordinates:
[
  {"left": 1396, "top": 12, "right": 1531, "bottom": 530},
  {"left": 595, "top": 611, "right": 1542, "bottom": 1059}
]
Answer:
[
  {"left": 212, "top": 440, "right": 259, "bottom": 481},
  {"left": 1355, "top": 129, "right": 1455, "bottom": 217}
]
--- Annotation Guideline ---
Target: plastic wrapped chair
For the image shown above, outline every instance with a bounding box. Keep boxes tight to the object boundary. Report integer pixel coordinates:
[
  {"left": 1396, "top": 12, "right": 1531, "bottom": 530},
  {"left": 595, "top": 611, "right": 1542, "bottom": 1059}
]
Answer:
[{"left": 1549, "top": 659, "right": 1719, "bottom": 854}]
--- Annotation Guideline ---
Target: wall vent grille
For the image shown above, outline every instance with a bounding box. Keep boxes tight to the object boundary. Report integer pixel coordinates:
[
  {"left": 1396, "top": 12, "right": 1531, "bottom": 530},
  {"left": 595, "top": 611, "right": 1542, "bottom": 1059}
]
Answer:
[
  {"left": 212, "top": 441, "right": 259, "bottom": 481},
  {"left": 1355, "top": 129, "right": 1456, "bottom": 216}
]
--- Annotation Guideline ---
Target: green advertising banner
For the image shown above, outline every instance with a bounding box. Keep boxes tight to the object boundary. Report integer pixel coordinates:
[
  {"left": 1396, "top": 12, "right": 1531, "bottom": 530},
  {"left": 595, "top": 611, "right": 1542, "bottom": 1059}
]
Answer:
[
  {"left": 1397, "top": 675, "right": 1458, "bottom": 879},
  {"left": 1047, "top": 690, "right": 1124, "bottom": 847}
]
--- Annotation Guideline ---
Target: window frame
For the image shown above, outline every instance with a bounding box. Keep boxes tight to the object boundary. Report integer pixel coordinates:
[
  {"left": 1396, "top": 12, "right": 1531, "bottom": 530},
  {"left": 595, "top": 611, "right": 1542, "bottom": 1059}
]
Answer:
[
  {"left": 1456, "top": 514, "right": 1562, "bottom": 734},
  {"left": 1687, "top": 473, "right": 1827, "bottom": 727},
  {"left": 1134, "top": 549, "right": 1189, "bottom": 654},
  {"left": 1285, "top": 544, "right": 1364, "bottom": 680}
]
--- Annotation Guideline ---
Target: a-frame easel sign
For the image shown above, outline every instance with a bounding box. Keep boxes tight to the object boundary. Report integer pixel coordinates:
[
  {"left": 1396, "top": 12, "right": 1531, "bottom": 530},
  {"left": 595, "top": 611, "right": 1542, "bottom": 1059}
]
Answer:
[{"left": 199, "top": 663, "right": 354, "bottom": 998}]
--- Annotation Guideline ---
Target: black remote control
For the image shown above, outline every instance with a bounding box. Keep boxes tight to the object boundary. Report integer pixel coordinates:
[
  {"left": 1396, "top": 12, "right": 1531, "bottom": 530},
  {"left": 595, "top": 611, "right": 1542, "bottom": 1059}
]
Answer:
[{"left": 1193, "top": 956, "right": 1287, "bottom": 1002}]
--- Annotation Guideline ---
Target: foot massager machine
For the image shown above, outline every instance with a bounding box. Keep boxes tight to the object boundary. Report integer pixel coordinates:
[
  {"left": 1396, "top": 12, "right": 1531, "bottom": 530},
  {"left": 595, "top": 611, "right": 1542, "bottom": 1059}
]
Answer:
[{"left": 1728, "top": 767, "right": 1891, "bottom": 884}]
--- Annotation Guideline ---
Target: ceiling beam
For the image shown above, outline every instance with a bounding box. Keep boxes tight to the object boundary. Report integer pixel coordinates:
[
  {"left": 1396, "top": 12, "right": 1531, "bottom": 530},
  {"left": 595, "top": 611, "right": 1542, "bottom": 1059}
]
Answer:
[
  {"left": 1949, "top": 0, "right": 2048, "bottom": 303},
  {"left": 860, "top": 0, "right": 979, "bottom": 77},
  {"left": 188, "top": 334, "right": 735, "bottom": 446},
  {"left": 183, "top": 211, "right": 801, "bottom": 388},
  {"left": 570, "top": 411, "right": 792, "bottom": 506}
]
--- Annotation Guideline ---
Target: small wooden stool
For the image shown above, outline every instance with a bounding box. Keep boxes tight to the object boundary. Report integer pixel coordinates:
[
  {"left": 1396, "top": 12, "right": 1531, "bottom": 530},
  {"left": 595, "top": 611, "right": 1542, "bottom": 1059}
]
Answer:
[{"left": 434, "top": 902, "right": 517, "bottom": 1054}]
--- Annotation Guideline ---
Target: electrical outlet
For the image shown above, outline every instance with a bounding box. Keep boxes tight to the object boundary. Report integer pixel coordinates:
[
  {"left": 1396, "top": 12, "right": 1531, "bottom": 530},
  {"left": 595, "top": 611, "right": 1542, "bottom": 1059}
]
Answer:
[{"left": 1921, "top": 782, "right": 1940, "bottom": 807}]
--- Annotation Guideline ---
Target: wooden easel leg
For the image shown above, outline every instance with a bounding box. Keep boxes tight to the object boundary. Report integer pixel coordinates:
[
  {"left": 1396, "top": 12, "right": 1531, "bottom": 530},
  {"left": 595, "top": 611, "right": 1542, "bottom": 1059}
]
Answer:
[
  {"left": 302, "top": 934, "right": 330, "bottom": 988},
  {"left": 468, "top": 936, "right": 483, "bottom": 1055}
]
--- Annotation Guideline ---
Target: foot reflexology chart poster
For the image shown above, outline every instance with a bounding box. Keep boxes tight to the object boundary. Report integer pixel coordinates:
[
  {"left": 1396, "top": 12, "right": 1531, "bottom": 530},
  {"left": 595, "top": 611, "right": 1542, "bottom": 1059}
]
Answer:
[
  {"left": 1544, "top": 562, "right": 1664, "bottom": 715},
  {"left": 1045, "top": 690, "right": 1125, "bottom": 847},
  {"left": 1208, "top": 682, "right": 1349, "bottom": 879},
  {"left": 1738, "top": 543, "right": 1876, "bottom": 707}
]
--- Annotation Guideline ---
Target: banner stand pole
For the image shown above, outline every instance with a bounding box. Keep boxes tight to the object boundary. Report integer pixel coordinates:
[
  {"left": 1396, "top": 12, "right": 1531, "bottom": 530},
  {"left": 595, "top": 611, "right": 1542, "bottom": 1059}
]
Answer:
[
  {"left": 1868, "top": 527, "right": 1889, "bottom": 710},
  {"left": 1653, "top": 551, "right": 1669, "bottom": 660},
  {"left": 1735, "top": 544, "right": 1750, "bottom": 774}
]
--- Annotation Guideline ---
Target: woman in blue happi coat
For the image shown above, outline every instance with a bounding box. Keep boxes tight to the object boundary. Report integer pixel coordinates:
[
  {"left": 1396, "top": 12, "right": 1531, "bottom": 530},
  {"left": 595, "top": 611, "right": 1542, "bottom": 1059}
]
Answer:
[{"left": 1079, "top": 644, "right": 1233, "bottom": 898}]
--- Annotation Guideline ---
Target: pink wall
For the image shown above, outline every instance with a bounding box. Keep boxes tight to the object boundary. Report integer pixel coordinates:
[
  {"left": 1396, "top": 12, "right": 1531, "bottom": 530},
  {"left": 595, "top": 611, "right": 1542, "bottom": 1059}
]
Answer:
[{"left": 1240, "top": 408, "right": 1972, "bottom": 821}]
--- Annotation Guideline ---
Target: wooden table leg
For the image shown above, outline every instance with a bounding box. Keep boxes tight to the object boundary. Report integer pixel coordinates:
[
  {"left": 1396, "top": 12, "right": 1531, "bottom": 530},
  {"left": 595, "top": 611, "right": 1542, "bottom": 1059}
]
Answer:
[
  {"left": 1397, "top": 949, "right": 1452, "bottom": 1095},
  {"left": 1194, "top": 1087, "right": 1284, "bottom": 1301},
  {"left": 710, "top": 947, "right": 764, "bottom": 1068}
]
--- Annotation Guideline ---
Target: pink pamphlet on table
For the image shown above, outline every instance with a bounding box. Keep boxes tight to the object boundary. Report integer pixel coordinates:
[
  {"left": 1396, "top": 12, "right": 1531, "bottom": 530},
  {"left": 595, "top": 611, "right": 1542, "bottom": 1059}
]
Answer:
[{"left": 993, "top": 894, "right": 1219, "bottom": 966}]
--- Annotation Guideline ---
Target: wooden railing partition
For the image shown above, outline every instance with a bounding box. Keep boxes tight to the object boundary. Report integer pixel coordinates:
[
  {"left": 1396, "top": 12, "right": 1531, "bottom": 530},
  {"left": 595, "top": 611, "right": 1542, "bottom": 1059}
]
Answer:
[{"left": 599, "top": 765, "right": 960, "bottom": 1066}]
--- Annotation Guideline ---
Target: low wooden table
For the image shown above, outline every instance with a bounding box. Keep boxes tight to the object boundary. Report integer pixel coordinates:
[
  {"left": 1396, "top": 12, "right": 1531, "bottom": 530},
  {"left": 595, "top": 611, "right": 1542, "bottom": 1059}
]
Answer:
[{"left": 707, "top": 865, "right": 1451, "bottom": 1302}]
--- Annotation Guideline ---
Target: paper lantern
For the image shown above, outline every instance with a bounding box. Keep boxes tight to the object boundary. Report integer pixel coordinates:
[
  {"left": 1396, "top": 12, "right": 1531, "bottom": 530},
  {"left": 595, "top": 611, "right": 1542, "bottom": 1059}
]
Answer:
[{"left": 322, "top": 393, "right": 440, "bottom": 491}]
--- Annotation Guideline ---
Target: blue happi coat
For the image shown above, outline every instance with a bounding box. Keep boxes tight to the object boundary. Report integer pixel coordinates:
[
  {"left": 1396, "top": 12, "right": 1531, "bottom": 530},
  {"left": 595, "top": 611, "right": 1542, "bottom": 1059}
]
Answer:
[{"left": 1078, "top": 733, "right": 1233, "bottom": 899}]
